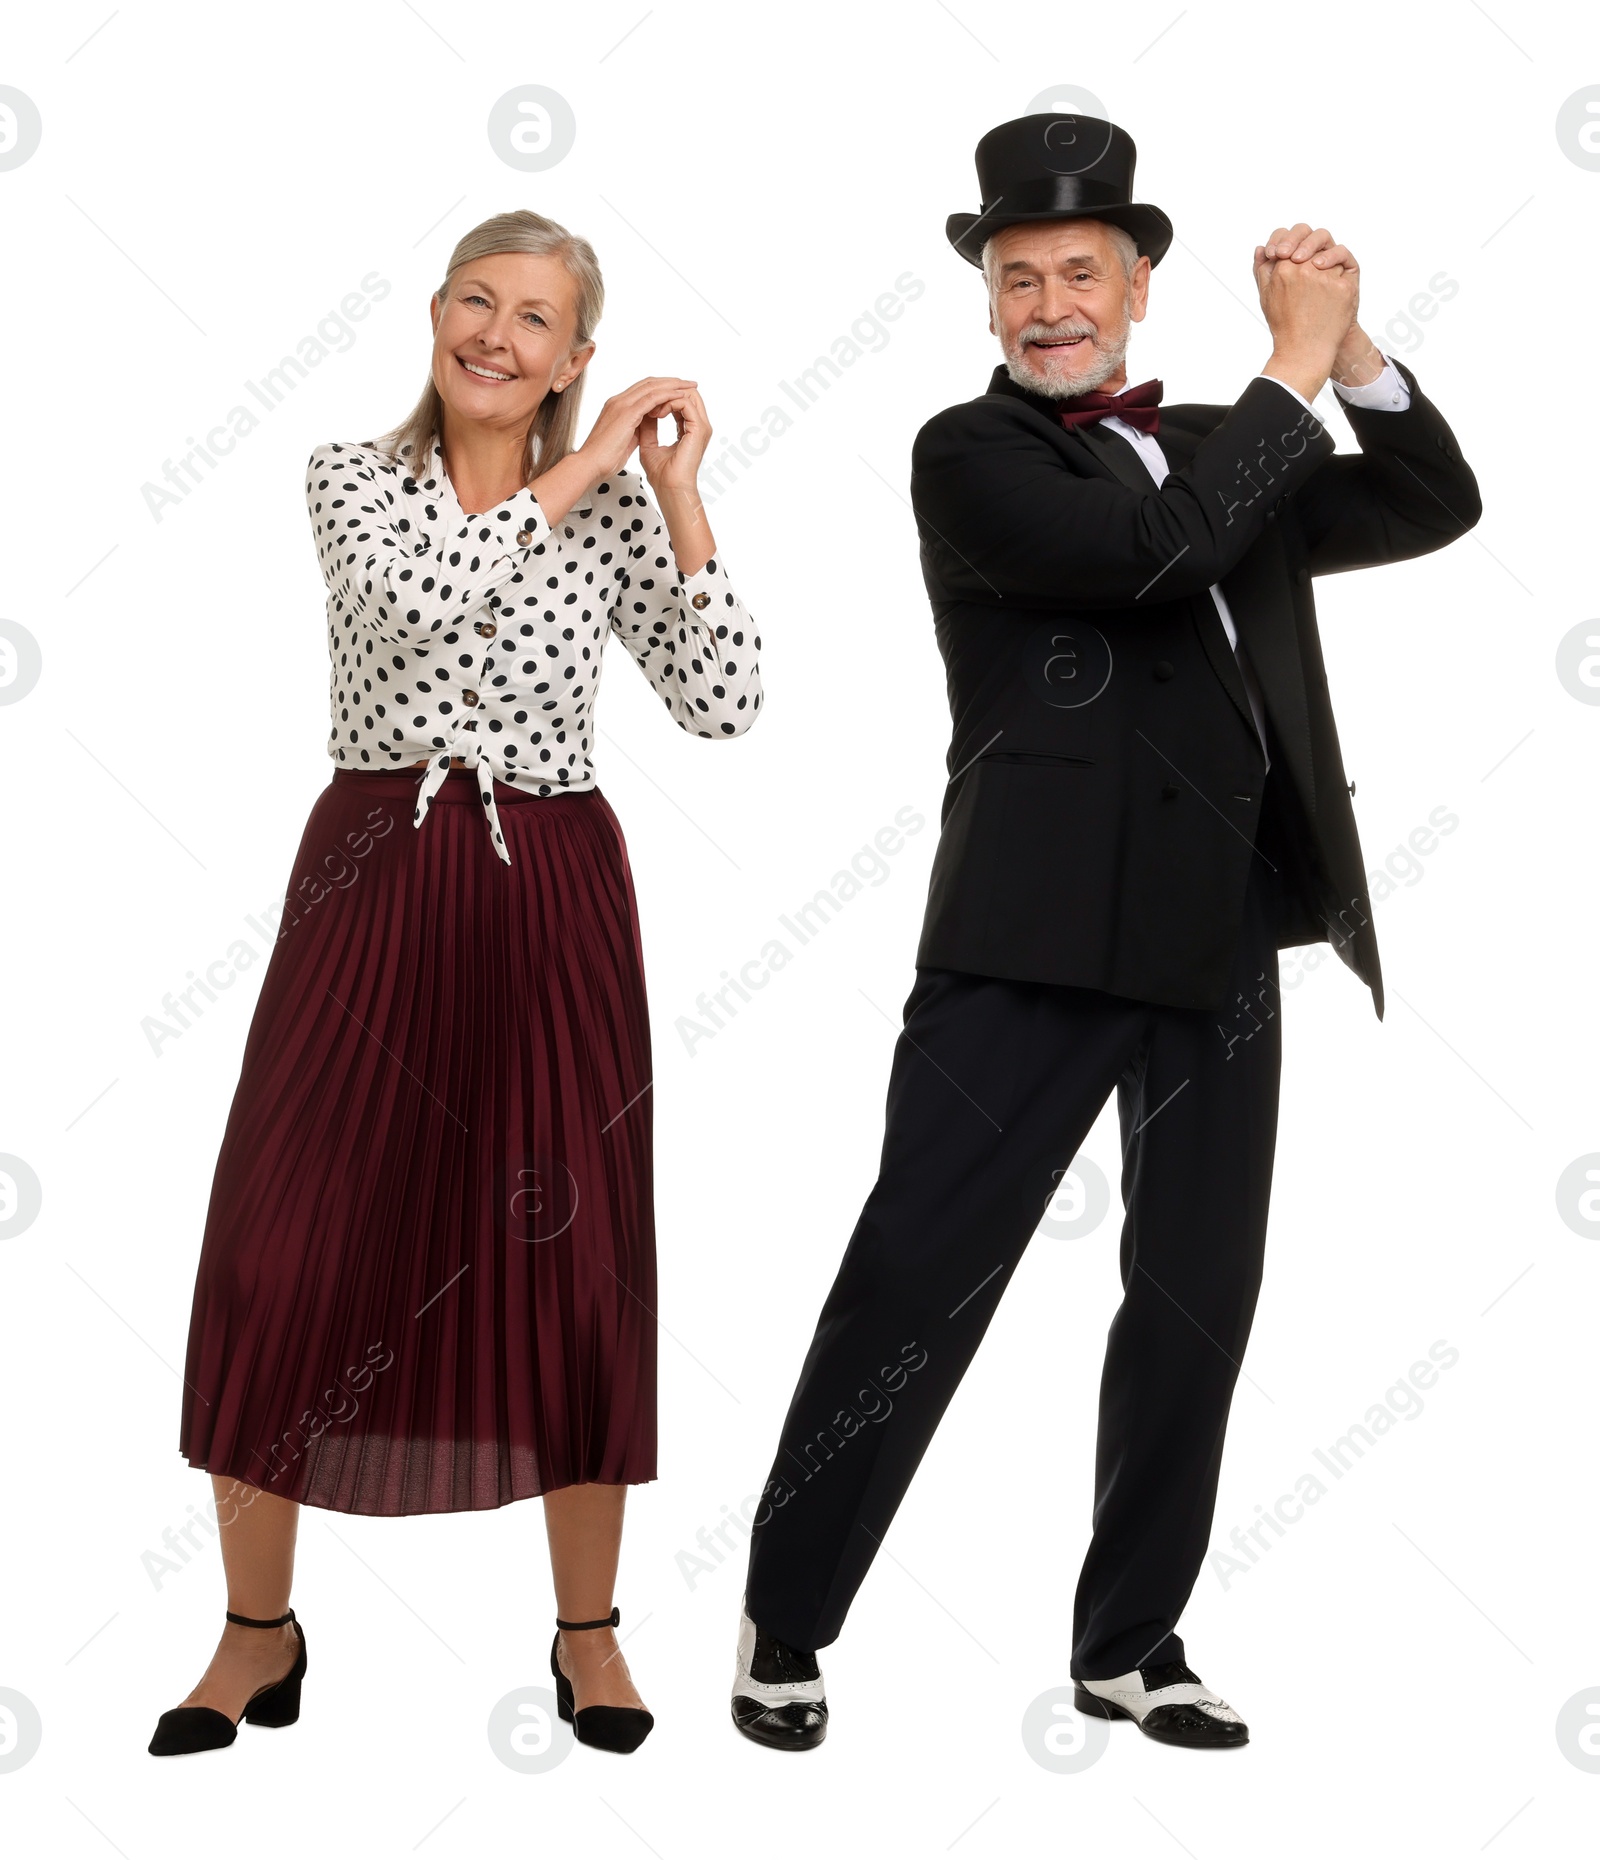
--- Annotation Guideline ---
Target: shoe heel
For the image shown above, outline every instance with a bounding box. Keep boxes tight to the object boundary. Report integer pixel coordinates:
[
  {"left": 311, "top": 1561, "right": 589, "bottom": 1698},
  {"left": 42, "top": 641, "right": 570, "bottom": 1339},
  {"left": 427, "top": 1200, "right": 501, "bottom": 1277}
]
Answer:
[
  {"left": 242, "top": 1620, "right": 307, "bottom": 1728},
  {"left": 1074, "top": 1687, "right": 1121, "bottom": 1719},
  {"left": 243, "top": 1667, "right": 303, "bottom": 1728}
]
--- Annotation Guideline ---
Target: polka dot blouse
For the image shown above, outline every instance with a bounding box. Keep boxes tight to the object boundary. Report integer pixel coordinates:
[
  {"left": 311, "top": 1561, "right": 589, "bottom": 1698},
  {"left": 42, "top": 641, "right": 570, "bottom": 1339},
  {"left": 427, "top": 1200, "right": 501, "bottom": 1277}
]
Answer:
[{"left": 306, "top": 438, "right": 763, "bottom": 863}]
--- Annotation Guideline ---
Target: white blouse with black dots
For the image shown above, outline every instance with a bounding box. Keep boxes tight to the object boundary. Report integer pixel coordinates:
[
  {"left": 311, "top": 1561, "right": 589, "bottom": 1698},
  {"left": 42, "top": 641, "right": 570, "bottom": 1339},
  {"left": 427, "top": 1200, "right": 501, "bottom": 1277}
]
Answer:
[{"left": 305, "top": 438, "right": 762, "bottom": 863}]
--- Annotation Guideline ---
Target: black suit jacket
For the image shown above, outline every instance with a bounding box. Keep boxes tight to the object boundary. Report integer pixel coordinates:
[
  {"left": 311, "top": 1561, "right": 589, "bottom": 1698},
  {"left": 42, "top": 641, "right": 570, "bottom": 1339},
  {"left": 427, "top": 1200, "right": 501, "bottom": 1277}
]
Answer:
[{"left": 909, "top": 359, "right": 1482, "bottom": 1019}]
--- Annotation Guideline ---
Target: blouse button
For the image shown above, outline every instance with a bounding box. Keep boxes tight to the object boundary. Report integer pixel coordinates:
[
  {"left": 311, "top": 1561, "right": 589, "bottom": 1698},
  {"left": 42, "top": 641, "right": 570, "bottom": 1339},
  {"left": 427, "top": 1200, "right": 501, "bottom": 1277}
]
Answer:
[
  {"left": 515, "top": 529, "right": 533, "bottom": 546},
  {"left": 691, "top": 591, "right": 711, "bottom": 611},
  {"left": 462, "top": 689, "right": 479, "bottom": 707},
  {"left": 476, "top": 619, "right": 497, "bottom": 638}
]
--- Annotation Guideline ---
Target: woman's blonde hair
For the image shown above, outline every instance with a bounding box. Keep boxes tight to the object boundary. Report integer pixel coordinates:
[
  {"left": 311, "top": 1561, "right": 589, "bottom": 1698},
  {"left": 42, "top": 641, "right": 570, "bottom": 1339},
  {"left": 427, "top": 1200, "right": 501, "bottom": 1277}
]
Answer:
[{"left": 370, "top": 208, "right": 605, "bottom": 486}]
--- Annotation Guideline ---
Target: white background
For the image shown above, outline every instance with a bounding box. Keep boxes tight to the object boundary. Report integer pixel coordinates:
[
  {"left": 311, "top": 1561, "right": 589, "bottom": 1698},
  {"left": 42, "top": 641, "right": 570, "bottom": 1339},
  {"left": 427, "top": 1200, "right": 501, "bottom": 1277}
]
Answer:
[{"left": 3, "top": 1, "right": 1598, "bottom": 1853}]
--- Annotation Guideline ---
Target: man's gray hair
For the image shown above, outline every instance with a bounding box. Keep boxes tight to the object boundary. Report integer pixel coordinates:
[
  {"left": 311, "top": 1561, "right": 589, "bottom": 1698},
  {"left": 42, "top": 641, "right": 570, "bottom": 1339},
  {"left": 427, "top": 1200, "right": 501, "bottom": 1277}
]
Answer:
[{"left": 980, "top": 221, "right": 1140, "bottom": 294}]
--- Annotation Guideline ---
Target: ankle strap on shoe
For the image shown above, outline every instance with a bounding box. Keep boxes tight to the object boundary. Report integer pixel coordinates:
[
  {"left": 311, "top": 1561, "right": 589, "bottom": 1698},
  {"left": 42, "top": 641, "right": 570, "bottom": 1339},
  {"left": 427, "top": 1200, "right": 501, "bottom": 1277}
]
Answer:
[
  {"left": 226, "top": 1607, "right": 296, "bottom": 1629},
  {"left": 555, "top": 1605, "right": 620, "bottom": 1631}
]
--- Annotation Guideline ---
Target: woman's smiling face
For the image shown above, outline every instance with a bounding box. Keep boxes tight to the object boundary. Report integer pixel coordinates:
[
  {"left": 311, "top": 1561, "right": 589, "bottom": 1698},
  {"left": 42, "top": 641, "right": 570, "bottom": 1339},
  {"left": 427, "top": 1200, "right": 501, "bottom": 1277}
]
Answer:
[{"left": 429, "top": 249, "right": 592, "bottom": 433}]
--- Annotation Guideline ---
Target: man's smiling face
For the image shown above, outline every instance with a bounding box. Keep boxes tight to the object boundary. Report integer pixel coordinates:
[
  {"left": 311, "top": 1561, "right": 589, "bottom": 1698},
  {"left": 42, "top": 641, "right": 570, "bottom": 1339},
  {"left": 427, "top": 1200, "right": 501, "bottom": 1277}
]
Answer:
[{"left": 985, "top": 219, "right": 1151, "bottom": 400}]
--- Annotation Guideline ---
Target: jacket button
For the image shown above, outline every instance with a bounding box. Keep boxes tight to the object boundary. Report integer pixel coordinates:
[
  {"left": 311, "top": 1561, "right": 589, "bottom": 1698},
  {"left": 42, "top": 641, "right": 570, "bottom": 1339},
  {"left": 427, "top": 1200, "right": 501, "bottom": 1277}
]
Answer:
[
  {"left": 1161, "top": 783, "right": 1180, "bottom": 798},
  {"left": 1295, "top": 566, "right": 1309, "bottom": 584},
  {"left": 515, "top": 528, "right": 533, "bottom": 546},
  {"left": 476, "top": 619, "right": 497, "bottom": 638},
  {"left": 1153, "top": 659, "right": 1174, "bottom": 680},
  {"left": 462, "top": 689, "right": 479, "bottom": 707},
  {"left": 1348, "top": 779, "right": 1356, "bottom": 795}
]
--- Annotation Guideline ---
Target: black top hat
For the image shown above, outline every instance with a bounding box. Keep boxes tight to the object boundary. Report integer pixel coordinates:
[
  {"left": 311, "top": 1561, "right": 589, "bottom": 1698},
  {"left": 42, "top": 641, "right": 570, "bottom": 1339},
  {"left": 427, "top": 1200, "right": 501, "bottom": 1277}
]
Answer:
[{"left": 947, "top": 114, "right": 1173, "bottom": 269}]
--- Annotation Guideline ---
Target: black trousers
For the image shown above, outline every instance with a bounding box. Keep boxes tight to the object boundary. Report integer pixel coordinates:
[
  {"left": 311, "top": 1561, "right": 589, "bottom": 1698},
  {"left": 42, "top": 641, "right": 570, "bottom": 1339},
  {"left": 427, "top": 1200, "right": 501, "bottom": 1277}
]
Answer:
[{"left": 744, "top": 763, "right": 1302, "bottom": 1679}]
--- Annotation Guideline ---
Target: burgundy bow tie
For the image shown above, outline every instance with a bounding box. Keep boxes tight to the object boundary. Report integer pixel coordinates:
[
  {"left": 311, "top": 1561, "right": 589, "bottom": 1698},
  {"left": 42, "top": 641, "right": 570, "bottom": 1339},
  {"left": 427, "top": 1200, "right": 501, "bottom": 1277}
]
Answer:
[{"left": 1057, "top": 377, "right": 1164, "bottom": 436}]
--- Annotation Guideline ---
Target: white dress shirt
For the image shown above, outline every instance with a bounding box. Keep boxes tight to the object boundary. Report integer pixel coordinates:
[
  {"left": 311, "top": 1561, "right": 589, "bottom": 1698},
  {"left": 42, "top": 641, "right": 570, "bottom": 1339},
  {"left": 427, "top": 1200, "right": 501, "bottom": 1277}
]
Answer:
[{"left": 1098, "top": 356, "right": 1411, "bottom": 770}]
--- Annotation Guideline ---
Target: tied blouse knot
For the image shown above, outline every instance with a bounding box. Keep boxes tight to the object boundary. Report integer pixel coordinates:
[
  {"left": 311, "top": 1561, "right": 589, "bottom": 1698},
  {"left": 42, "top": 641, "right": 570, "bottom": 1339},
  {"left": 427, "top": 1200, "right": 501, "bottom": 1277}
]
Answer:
[{"left": 307, "top": 438, "right": 762, "bottom": 862}]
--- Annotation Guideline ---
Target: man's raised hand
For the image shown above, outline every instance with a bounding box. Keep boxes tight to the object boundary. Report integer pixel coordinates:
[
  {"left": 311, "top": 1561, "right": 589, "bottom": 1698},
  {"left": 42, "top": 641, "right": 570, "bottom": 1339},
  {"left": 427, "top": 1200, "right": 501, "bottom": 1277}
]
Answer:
[{"left": 1255, "top": 224, "right": 1360, "bottom": 396}]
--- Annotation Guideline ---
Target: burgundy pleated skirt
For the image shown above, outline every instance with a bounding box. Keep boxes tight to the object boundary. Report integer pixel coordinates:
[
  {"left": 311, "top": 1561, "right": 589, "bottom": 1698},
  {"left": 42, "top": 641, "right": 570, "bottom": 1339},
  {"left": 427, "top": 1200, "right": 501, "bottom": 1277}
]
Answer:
[{"left": 177, "top": 767, "right": 657, "bottom": 1515}]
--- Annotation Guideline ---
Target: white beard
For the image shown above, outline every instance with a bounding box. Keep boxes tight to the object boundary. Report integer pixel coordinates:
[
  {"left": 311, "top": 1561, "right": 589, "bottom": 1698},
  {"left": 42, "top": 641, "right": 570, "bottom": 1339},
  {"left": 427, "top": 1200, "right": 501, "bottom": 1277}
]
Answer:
[{"left": 1002, "top": 304, "right": 1132, "bottom": 400}]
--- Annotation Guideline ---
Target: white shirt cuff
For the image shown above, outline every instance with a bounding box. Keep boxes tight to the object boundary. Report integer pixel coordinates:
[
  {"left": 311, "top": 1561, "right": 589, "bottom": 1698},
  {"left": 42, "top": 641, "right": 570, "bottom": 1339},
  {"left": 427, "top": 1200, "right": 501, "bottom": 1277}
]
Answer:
[
  {"left": 1255, "top": 354, "right": 1411, "bottom": 419},
  {"left": 1330, "top": 353, "right": 1410, "bottom": 410}
]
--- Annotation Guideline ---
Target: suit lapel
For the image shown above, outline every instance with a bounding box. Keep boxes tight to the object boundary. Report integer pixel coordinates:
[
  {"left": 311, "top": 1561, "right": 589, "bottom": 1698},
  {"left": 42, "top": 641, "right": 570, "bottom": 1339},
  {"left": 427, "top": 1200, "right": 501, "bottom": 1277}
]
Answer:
[
  {"left": 1070, "top": 416, "right": 1161, "bottom": 491},
  {"left": 1132, "top": 413, "right": 1256, "bottom": 744},
  {"left": 986, "top": 367, "right": 1144, "bottom": 490},
  {"left": 1164, "top": 405, "right": 1317, "bottom": 810},
  {"left": 1139, "top": 406, "right": 1321, "bottom": 793},
  {"left": 1150, "top": 411, "right": 1203, "bottom": 472},
  {"left": 1218, "top": 520, "right": 1317, "bottom": 814}
]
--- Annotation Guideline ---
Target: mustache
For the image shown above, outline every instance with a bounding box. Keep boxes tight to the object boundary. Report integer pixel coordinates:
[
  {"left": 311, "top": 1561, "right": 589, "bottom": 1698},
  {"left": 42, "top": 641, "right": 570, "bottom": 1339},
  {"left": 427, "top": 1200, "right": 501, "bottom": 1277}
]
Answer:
[{"left": 1019, "top": 322, "right": 1100, "bottom": 343}]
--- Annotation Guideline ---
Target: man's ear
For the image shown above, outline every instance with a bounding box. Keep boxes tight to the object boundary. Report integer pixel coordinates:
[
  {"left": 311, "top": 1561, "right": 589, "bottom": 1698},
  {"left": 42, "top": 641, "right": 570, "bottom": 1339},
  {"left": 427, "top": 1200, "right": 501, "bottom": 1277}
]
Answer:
[{"left": 1128, "top": 255, "right": 1152, "bottom": 325}]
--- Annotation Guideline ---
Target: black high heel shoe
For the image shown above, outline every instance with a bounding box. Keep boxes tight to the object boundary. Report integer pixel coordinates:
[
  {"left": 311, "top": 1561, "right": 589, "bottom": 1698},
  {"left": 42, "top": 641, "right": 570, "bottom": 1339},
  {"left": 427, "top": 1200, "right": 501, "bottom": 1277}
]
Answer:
[
  {"left": 549, "top": 1605, "right": 654, "bottom": 1753},
  {"left": 147, "top": 1608, "right": 307, "bottom": 1756}
]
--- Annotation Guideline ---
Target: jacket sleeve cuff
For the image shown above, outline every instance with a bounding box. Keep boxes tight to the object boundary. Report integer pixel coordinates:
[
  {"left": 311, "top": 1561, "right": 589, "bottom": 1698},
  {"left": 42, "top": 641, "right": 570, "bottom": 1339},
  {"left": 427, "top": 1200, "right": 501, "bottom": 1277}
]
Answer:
[{"left": 1255, "top": 371, "right": 1317, "bottom": 417}]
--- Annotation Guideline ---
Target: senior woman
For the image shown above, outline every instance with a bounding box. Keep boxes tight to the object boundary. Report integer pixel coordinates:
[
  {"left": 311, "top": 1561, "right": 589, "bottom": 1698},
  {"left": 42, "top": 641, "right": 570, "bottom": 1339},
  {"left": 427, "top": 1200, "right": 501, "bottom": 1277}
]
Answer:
[{"left": 149, "top": 209, "right": 761, "bottom": 1757}]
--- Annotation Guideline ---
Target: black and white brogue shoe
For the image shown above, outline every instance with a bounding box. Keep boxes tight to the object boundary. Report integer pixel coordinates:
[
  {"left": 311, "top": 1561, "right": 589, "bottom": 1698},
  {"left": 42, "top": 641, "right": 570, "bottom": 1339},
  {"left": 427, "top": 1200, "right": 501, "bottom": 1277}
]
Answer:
[
  {"left": 1075, "top": 1659, "right": 1249, "bottom": 1748},
  {"left": 730, "top": 1596, "right": 828, "bottom": 1750}
]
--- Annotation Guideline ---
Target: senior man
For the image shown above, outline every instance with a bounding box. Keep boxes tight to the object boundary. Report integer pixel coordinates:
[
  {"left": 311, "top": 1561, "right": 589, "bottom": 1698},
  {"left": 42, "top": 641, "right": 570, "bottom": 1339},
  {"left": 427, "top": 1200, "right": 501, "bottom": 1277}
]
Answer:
[{"left": 730, "top": 113, "right": 1482, "bottom": 1751}]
